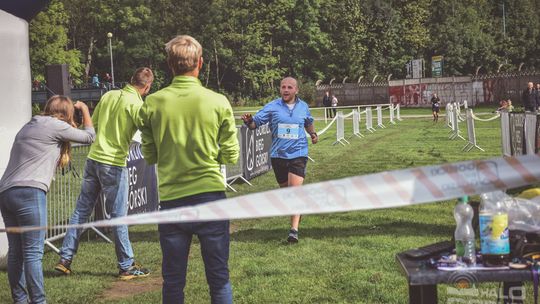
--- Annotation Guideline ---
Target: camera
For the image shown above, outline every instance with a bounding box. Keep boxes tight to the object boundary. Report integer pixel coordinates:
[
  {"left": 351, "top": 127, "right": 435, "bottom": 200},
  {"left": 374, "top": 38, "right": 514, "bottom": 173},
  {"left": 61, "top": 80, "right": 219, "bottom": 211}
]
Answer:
[{"left": 73, "top": 101, "right": 83, "bottom": 126}]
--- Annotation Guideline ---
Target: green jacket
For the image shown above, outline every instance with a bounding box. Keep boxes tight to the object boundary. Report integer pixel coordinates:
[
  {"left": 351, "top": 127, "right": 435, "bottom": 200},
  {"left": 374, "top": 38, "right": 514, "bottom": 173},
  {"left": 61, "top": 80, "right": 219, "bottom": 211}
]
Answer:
[
  {"left": 139, "top": 76, "right": 239, "bottom": 201},
  {"left": 88, "top": 84, "right": 142, "bottom": 167}
]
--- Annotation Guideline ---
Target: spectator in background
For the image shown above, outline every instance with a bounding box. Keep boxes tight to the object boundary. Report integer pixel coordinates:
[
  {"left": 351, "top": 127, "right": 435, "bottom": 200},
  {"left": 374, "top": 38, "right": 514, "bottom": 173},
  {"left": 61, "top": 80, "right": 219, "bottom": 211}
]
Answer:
[
  {"left": 522, "top": 82, "right": 536, "bottom": 112},
  {"left": 430, "top": 93, "right": 441, "bottom": 122},
  {"left": 32, "top": 79, "right": 40, "bottom": 91},
  {"left": 536, "top": 83, "right": 540, "bottom": 110},
  {"left": 91, "top": 74, "right": 100, "bottom": 88},
  {"left": 496, "top": 100, "right": 508, "bottom": 112},
  {"left": 506, "top": 99, "right": 514, "bottom": 112},
  {"left": 140, "top": 35, "right": 239, "bottom": 304},
  {"left": 322, "top": 90, "right": 332, "bottom": 118},
  {"left": 331, "top": 94, "right": 338, "bottom": 117},
  {"left": 103, "top": 73, "right": 112, "bottom": 90}
]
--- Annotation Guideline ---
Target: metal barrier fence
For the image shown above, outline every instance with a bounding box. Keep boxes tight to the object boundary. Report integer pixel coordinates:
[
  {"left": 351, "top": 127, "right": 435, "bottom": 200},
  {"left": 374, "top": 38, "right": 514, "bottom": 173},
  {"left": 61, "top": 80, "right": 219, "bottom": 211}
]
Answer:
[
  {"left": 352, "top": 109, "right": 363, "bottom": 138},
  {"left": 222, "top": 126, "right": 252, "bottom": 192},
  {"left": 462, "top": 109, "right": 484, "bottom": 152},
  {"left": 333, "top": 111, "right": 349, "bottom": 146},
  {"left": 376, "top": 105, "right": 385, "bottom": 128},
  {"left": 45, "top": 144, "right": 112, "bottom": 253},
  {"left": 366, "top": 107, "right": 375, "bottom": 132},
  {"left": 524, "top": 114, "right": 537, "bottom": 155},
  {"left": 501, "top": 112, "right": 511, "bottom": 156}
]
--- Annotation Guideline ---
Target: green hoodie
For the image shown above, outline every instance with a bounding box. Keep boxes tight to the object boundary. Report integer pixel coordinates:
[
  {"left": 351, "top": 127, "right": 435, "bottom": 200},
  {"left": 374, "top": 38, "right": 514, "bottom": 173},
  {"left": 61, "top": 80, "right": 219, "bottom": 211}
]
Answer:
[
  {"left": 88, "top": 84, "right": 142, "bottom": 167},
  {"left": 139, "top": 76, "right": 239, "bottom": 201}
]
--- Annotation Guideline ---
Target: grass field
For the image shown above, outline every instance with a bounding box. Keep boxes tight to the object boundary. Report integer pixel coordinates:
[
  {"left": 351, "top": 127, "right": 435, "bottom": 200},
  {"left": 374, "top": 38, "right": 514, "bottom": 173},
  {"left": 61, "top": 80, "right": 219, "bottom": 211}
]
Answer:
[{"left": 1, "top": 107, "right": 526, "bottom": 303}]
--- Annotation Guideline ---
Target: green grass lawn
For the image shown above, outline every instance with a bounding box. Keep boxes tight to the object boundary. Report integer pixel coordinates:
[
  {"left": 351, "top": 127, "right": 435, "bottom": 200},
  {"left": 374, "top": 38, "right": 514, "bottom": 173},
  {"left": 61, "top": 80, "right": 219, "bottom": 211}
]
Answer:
[{"left": 1, "top": 113, "right": 526, "bottom": 303}]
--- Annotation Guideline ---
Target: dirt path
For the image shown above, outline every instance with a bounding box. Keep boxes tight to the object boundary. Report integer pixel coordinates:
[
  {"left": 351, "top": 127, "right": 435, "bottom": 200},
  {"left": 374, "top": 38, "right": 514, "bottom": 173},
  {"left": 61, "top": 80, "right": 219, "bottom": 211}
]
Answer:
[
  {"left": 98, "top": 224, "right": 239, "bottom": 302},
  {"left": 98, "top": 275, "right": 162, "bottom": 302}
]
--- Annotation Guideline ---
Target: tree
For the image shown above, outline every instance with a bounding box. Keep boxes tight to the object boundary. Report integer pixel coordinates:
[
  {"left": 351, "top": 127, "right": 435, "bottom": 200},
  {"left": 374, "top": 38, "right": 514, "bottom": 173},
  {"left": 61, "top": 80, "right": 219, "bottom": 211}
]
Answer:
[
  {"left": 497, "top": 0, "right": 540, "bottom": 69},
  {"left": 321, "top": 0, "right": 367, "bottom": 81},
  {"left": 29, "top": 1, "right": 83, "bottom": 83},
  {"left": 428, "top": 0, "right": 500, "bottom": 75}
]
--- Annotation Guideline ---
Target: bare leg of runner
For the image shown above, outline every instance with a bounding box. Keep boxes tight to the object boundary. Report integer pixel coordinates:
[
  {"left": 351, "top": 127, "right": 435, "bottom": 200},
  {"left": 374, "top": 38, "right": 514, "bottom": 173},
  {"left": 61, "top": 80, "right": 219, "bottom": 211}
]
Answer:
[{"left": 287, "top": 173, "right": 304, "bottom": 230}]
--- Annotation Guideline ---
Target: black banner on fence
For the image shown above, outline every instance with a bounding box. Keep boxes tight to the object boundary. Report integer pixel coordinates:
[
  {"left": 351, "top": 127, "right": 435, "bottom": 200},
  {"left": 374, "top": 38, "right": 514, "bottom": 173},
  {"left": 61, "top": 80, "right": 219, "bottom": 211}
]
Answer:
[
  {"left": 95, "top": 142, "right": 159, "bottom": 220},
  {"left": 241, "top": 124, "right": 272, "bottom": 180},
  {"left": 509, "top": 113, "right": 525, "bottom": 156}
]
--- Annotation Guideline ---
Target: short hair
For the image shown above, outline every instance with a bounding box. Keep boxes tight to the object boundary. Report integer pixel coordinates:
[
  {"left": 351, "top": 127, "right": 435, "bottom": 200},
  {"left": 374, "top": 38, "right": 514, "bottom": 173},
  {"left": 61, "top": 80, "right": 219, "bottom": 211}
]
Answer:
[
  {"left": 130, "top": 67, "right": 154, "bottom": 87},
  {"left": 165, "top": 35, "right": 202, "bottom": 76},
  {"left": 281, "top": 77, "right": 298, "bottom": 88}
]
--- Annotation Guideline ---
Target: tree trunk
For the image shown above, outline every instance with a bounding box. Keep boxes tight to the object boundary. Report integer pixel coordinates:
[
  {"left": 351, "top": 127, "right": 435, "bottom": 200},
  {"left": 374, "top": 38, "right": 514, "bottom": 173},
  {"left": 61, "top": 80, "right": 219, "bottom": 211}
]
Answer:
[
  {"left": 84, "top": 36, "right": 95, "bottom": 81},
  {"left": 205, "top": 60, "right": 210, "bottom": 87},
  {"left": 270, "top": 37, "right": 275, "bottom": 91},
  {"left": 213, "top": 39, "right": 220, "bottom": 89}
]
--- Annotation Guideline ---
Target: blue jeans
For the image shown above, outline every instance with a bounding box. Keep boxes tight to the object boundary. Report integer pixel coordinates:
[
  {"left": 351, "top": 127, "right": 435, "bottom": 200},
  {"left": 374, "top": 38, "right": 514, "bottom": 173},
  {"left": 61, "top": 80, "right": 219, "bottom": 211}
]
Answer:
[
  {"left": 59, "top": 159, "right": 134, "bottom": 270},
  {"left": 159, "top": 191, "right": 232, "bottom": 304},
  {"left": 0, "top": 187, "right": 47, "bottom": 304}
]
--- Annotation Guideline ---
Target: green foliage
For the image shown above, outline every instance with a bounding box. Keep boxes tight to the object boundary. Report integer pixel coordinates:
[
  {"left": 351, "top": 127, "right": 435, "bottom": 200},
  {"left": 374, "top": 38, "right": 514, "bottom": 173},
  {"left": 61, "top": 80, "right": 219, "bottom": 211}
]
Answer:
[
  {"left": 28, "top": 0, "right": 540, "bottom": 98},
  {"left": 29, "top": 1, "right": 83, "bottom": 83},
  {"left": 31, "top": 103, "right": 42, "bottom": 116},
  {"left": 428, "top": 0, "right": 500, "bottom": 75}
]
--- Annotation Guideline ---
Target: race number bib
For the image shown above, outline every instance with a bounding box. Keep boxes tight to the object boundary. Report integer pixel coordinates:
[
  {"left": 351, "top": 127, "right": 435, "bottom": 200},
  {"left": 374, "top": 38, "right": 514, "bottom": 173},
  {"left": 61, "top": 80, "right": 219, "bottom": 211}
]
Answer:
[{"left": 277, "top": 123, "right": 300, "bottom": 139}]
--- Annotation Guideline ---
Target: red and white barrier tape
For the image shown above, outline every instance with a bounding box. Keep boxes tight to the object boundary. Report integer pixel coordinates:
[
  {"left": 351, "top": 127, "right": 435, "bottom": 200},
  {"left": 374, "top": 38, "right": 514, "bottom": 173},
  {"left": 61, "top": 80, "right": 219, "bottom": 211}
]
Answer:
[{"left": 3, "top": 154, "right": 540, "bottom": 233}]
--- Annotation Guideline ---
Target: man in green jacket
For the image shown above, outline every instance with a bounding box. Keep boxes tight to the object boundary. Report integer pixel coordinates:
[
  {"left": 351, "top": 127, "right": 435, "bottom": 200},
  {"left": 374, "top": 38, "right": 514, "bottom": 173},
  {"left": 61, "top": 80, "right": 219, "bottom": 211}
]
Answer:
[
  {"left": 55, "top": 68, "right": 153, "bottom": 280},
  {"left": 139, "top": 35, "right": 239, "bottom": 304}
]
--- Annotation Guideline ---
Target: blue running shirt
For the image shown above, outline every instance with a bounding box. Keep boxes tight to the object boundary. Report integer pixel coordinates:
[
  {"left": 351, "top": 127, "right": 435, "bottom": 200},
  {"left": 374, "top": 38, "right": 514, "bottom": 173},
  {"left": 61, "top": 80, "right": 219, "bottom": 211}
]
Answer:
[{"left": 252, "top": 98, "right": 314, "bottom": 159}]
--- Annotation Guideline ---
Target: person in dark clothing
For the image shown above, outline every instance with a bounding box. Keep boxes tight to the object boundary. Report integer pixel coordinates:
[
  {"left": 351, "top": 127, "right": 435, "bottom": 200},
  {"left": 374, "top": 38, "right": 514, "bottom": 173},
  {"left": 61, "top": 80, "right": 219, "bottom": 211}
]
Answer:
[
  {"left": 322, "top": 90, "right": 332, "bottom": 118},
  {"left": 431, "top": 93, "right": 441, "bottom": 122},
  {"left": 536, "top": 83, "right": 540, "bottom": 110},
  {"left": 522, "top": 82, "right": 537, "bottom": 112}
]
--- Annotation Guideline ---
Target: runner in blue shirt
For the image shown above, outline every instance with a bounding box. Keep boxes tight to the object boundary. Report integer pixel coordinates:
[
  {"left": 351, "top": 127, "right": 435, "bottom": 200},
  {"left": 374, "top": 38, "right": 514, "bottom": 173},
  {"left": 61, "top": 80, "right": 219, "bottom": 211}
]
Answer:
[{"left": 242, "top": 77, "right": 318, "bottom": 243}]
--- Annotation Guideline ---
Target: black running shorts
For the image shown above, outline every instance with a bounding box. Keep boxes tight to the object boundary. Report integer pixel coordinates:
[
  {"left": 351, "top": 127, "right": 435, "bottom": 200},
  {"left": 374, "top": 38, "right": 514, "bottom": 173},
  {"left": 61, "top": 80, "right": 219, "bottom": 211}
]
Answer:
[{"left": 271, "top": 157, "right": 308, "bottom": 184}]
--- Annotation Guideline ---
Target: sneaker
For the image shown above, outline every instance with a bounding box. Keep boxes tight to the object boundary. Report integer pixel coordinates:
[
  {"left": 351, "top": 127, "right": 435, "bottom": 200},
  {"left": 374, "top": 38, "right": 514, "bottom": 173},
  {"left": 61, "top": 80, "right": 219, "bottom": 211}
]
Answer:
[
  {"left": 118, "top": 262, "right": 150, "bottom": 281},
  {"left": 54, "top": 259, "right": 72, "bottom": 275},
  {"left": 287, "top": 229, "right": 299, "bottom": 243}
]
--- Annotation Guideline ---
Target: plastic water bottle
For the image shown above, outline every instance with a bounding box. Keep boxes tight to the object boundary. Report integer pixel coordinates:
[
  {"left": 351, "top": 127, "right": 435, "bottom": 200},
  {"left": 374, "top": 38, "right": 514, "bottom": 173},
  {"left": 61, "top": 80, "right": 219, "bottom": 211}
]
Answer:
[
  {"left": 479, "top": 192, "right": 510, "bottom": 267},
  {"left": 454, "top": 196, "right": 476, "bottom": 265}
]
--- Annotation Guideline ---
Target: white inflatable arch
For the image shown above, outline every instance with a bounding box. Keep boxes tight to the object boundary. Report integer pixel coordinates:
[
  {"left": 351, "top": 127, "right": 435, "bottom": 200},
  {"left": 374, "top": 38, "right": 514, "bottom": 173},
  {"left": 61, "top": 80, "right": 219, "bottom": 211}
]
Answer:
[{"left": 0, "top": 2, "right": 48, "bottom": 268}]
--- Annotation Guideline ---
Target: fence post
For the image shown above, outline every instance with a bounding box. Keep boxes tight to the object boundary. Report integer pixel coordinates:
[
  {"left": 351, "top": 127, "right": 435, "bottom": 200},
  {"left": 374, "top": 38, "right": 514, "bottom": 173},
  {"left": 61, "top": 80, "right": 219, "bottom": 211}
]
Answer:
[
  {"left": 352, "top": 109, "right": 364, "bottom": 138},
  {"left": 366, "top": 107, "right": 375, "bottom": 132},
  {"left": 377, "top": 105, "right": 386, "bottom": 128},
  {"left": 333, "top": 111, "right": 350, "bottom": 146},
  {"left": 501, "top": 112, "right": 511, "bottom": 156},
  {"left": 389, "top": 103, "right": 396, "bottom": 124},
  {"left": 449, "top": 103, "right": 465, "bottom": 140},
  {"left": 524, "top": 113, "right": 537, "bottom": 155},
  {"left": 462, "top": 109, "right": 484, "bottom": 152}
]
